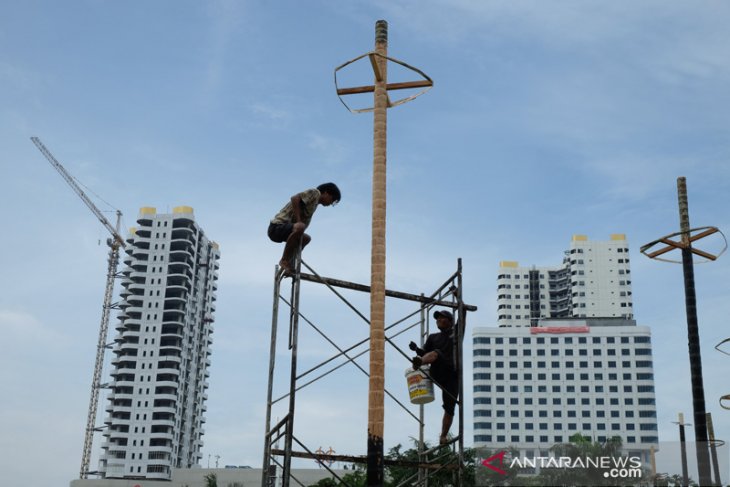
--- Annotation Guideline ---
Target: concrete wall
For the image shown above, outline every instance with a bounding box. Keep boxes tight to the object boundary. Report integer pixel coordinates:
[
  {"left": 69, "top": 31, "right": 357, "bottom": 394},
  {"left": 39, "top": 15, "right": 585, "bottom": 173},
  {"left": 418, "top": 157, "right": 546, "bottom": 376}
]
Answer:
[{"left": 71, "top": 467, "right": 349, "bottom": 487}]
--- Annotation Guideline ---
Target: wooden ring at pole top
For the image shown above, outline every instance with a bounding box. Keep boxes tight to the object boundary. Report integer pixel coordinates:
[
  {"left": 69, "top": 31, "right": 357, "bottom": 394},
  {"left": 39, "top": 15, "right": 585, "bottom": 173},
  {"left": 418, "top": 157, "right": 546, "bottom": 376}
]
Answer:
[
  {"left": 721, "top": 394, "right": 730, "bottom": 410},
  {"left": 716, "top": 337, "right": 730, "bottom": 356},
  {"left": 640, "top": 226, "right": 727, "bottom": 264},
  {"left": 334, "top": 51, "right": 433, "bottom": 113}
]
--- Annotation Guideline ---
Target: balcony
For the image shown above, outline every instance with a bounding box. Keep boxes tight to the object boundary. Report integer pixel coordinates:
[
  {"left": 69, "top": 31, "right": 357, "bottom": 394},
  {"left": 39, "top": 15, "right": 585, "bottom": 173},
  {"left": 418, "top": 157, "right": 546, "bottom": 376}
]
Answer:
[
  {"left": 120, "top": 330, "right": 141, "bottom": 343},
  {"left": 129, "top": 271, "right": 147, "bottom": 283},
  {"left": 155, "top": 379, "right": 180, "bottom": 389},
  {"left": 149, "top": 430, "right": 175, "bottom": 441},
  {"left": 168, "top": 262, "right": 192, "bottom": 279},
  {"left": 106, "top": 402, "right": 132, "bottom": 414},
  {"left": 153, "top": 393, "right": 178, "bottom": 404},
  {"left": 171, "top": 219, "right": 195, "bottom": 231},
  {"left": 156, "top": 367, "right": 180, "bottom": 378},
  {"left": 164, "top": 295, "right": 187, "bottom": 307},
  {"left": 159, "top": 338, "right": 182, "bottom": 350},
  {"left": 148, "top": 451, "right": 172, "bottom": 461}
]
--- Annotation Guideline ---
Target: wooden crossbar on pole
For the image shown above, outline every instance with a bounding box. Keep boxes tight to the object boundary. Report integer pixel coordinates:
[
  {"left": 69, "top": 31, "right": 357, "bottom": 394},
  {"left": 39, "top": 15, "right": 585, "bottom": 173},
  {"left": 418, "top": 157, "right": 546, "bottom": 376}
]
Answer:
[{"left": 337, "top": 80, "right": 433, "bottom": 96}]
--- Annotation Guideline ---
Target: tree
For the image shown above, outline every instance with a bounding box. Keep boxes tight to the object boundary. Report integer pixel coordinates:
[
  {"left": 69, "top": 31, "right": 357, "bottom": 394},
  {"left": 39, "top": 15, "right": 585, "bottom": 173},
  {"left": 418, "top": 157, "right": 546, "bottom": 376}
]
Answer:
[
  {"left": 204, "top": 472, "right": 217, "bottom": 487},
  {"left": 309, "top": 441, "right": 477, "bottom": 486},
  {"left": 526, "top": 436, "right": 659, "bottom": 486},
  {"left": 309, "top": 466, "right": 365, "bottom": 487},
  {"left": 385, "top": 440, "right": 480, "bottom": 486}
]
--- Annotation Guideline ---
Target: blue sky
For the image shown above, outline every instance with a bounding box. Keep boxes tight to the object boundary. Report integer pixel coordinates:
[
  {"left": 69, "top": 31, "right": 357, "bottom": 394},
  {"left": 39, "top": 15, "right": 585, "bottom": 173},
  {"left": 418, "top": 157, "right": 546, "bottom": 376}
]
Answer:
[{"left": 2, "top": 1, "right": 730, "bottom": 485}]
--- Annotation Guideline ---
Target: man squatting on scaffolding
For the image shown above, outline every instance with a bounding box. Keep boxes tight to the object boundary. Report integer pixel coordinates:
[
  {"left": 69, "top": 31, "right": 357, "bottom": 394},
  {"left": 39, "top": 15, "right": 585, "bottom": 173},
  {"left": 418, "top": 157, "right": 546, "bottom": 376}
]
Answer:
[
  {"left": 410, "top": 310, "right": 459, "bottom": 445},
  {"left": 267, "top": 183, "right": 341, "bottom": 273}
]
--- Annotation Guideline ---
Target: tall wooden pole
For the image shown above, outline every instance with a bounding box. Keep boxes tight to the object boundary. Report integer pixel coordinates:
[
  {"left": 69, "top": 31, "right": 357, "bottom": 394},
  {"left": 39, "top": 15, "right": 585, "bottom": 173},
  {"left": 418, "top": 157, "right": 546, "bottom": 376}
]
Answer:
[
  {"left": 677, "top": 177, "right": 712, "bottom": 486},
  {"left": 367, "top": 19, "right": 388, "bottom": 487}
]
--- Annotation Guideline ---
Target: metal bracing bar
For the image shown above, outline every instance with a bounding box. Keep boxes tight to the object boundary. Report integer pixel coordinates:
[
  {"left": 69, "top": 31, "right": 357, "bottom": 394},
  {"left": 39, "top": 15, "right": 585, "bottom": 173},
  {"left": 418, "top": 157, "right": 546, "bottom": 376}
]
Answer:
[
  {"left": 300, "top": 261, "right": 476, "bottom": 311},
  {"left": 291, "top": 436, "right": 356, "bottom": 487},
  {"left": 267, "top": 415, "right": 289, "bottom": 439},
  {"left": 270, "top": 430, "right": 286, "bottom": 447},
  {"left": 273, "top": 311, "right": 428, "bottom": 404},
  {"left": 270, "top": 297, "right": 420, "bottom": 421},
  {"left": 396, "top": 459, "right": 455, "bottom": 487},
  {"left": 280, "top": 282, "right": 429, "bottom": 384},
  {"left": 293, "top": 307, "right": 424, "bottom": 383},
  {"left": 271, "top": 448, "right": 459, "bottom": 470},
  {"left": 421, "top": 438, "right": 460, "bottom": 457},
  {"left": 299, "top": 261, "right": 464, "bottom": 366},
  {"left": 269, "top": 456, "right": 307, "bottom": 487},
  {"left": 270, "top": 344, "right": 356, "bottom": 402},
  {"left": 270, "top": 336, "right": 419, "bottom": 423}
]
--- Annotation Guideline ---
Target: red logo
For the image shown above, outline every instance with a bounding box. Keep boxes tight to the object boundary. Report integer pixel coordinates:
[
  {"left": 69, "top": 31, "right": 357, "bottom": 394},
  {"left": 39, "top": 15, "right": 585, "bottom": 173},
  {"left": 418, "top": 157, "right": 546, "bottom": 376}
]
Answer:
[{"left": 481, "top": 451, "right": 507, "bottom": 475}]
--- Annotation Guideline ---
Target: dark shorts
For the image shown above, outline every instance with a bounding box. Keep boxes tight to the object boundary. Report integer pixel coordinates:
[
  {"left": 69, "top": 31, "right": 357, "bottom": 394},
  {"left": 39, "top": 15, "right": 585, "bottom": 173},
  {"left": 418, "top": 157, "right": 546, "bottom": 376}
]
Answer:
[
  {"left": 268, "top": 222, "right": 294, "bottom": 243},
  {"left": 433, "top": 373, "right": 459, "bottom": 416}
]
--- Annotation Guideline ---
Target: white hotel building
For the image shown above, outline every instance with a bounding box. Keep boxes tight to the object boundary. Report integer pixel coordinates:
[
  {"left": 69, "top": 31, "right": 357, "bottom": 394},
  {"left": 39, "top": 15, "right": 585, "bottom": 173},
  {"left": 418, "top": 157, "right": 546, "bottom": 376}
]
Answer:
[
  {"left": 497, "top": 234, "right": 634, "bottom": 327},
  {"left": 99, "top": 207, "right": 220, "bottom": 480},
  {"left": 473, "top": 235, "right": 658, "bottom": 464}
]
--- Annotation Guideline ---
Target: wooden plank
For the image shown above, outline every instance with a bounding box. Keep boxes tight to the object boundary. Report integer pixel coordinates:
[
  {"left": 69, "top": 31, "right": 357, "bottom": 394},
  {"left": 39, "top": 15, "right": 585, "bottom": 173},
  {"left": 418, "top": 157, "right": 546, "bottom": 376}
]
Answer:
[
  {"left": 368, "top": 53, "right": 383, "bottom": 82},
  {"left": 660, "top": 237, "right": 685, "bottom": 249},
  {"left": 647, "top": 243, "right": 680, "bottom": 259},
  {"left": 689, "top": 227, "right": 719, "bottom": 242},
  {"left": 337, "top": 80, "right": 433, "bottom": 96},
  {"left": 690, "top": 247, "right": 718, "bottom": 261}
]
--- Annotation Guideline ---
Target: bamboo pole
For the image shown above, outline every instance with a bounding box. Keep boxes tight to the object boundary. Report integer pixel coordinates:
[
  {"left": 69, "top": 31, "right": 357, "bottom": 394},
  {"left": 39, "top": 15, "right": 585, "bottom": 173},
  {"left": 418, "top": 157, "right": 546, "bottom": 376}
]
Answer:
[{"left": 367, "top": 19, "right": 388, "bottom": 487}]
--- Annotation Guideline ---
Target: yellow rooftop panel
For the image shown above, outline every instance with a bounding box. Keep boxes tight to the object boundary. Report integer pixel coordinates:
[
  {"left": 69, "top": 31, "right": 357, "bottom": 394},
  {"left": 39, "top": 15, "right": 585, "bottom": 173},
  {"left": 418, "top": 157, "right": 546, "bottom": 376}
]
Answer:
[
  {"left": 572, "top": 235, "right": 588, "bottom": 241},
  {"left": 139, "top": 207, "right": 156, "bottom": 215},
  {"left": 173, "top": 205, "right": 194, "bottom": 214},
  {"left": 500, "top": 261, "right": 518, "bottom": 268},
  {"left": 610, "top": 234, "right": 627, "bottom": 241}
]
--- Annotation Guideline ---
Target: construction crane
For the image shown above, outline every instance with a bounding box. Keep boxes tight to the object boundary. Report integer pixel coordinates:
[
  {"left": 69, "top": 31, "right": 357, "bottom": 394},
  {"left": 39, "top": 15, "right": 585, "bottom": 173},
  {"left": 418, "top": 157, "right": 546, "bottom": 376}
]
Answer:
[{"left": 31, "top": 136, "right": 126, "bottom": 479}]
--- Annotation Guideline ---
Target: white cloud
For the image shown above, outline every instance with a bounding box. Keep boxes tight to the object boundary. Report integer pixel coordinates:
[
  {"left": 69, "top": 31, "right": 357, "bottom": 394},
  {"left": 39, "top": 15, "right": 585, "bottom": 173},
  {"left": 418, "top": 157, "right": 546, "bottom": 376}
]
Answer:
[
  {"left": 202, "top": 0, "right": 248, "bottom": 102},
  {"left": 251, "top": 102, "right": 294, "bottom": 123},
  {"left": 307, "top": 133, "right": 348, "bottom": 166},
  {"left": 0, "top": 309, "right": 70, "bottom": 350}
]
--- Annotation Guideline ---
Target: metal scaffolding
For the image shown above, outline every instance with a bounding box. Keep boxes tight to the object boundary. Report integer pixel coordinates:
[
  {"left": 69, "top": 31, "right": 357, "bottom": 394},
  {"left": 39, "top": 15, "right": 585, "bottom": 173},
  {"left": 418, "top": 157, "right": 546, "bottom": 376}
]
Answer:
[{"left": 261, "top": 257, "right": 477, "bottom": 487}]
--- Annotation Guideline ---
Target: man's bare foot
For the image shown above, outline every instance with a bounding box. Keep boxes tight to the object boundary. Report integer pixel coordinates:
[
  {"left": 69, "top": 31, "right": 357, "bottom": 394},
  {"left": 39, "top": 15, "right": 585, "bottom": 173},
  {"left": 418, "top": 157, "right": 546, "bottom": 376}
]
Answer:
[
  {"left": 439, "top": 435, "right": 448, "bottom": 446},
  {"left": 279, "top": 259, "right": 293, "bottom": 273}
]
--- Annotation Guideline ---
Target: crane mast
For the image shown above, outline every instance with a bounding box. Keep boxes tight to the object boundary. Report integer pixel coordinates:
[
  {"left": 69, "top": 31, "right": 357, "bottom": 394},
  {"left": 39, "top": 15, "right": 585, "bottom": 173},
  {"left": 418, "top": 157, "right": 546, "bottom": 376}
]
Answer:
[{"left": 31, "top": 137, "right": 126, "bottom": 479}]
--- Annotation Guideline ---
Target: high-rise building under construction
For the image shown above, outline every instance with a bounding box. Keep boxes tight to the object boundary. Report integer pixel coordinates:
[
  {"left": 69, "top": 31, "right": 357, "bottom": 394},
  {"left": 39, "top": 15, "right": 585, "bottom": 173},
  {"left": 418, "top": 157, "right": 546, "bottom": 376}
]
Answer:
[{"left": 98, "top": 206, "right": 220, "bottom": 480}]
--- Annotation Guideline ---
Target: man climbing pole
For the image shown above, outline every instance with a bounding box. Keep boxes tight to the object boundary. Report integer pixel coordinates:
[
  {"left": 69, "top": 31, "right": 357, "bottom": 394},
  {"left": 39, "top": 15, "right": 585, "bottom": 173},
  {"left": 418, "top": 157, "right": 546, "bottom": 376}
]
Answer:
[
  {"left": 267, "top": 182, "right": 341, "bottom": 273},
  {"left": 410, "top": 309, "right": 460, "bottom": 445}
]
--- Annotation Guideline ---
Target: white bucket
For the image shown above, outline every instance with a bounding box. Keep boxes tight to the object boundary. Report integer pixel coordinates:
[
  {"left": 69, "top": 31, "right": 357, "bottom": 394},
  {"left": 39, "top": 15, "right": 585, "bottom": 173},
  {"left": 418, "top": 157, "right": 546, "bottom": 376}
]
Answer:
[{"left": 405, "top": 366, "right": 435, "bottom": 404}]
